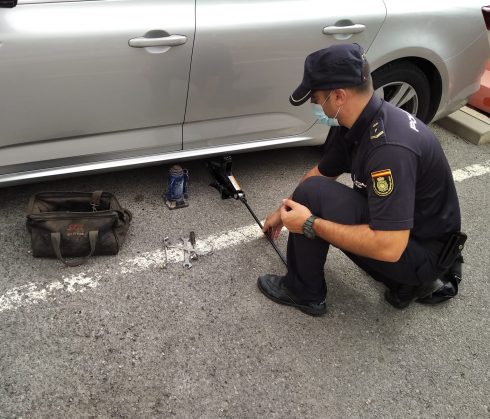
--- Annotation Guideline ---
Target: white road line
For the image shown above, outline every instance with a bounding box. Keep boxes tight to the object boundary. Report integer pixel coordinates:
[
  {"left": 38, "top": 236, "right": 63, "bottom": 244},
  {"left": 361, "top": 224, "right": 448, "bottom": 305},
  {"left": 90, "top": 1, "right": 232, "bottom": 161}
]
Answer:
[
  {"left": 119, "top": 224, "right": 261, "bottom": 274},
  {"left": 0, "top": 224, "right": 263, "bottom": 313},
  {"left": 1, "top": 160, "right": 489, "bottom": 314},
  {"left": 452, "top": 160, "right": 490, "bottom": 182},
  {"left": 0, "top": 274, "right": 101, "bottom": 313}
]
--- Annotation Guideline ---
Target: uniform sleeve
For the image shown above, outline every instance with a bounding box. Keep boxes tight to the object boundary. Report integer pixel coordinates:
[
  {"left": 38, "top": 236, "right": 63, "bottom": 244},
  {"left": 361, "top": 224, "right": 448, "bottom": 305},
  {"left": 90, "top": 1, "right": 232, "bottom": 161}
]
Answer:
[
  {"left": 317, "top": 127, "right": 350, "bottom": 177},
  {"left": 366, "top": 145, "right": 418, "bottom": 231}
]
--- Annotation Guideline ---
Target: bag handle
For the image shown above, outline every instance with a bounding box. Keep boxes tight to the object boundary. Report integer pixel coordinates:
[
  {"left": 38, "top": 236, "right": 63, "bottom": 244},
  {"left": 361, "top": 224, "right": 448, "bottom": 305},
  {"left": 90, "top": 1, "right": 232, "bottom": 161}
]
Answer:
[
  {"left": 26, "top": 193, "right": 38, "bottom": 214},
  {"left": 50, "top": 230, "right": 99, "bottom": 267},
  {"left": 91, "top": 191, "right": 104, "bottom": 211}
]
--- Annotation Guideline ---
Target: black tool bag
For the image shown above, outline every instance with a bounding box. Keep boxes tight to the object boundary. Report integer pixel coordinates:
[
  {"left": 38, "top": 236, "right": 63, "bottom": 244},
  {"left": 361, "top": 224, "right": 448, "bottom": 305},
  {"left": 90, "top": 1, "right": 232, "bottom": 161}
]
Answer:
[{"left": 26, "top": 191, "right": 132, "bottom": 267}]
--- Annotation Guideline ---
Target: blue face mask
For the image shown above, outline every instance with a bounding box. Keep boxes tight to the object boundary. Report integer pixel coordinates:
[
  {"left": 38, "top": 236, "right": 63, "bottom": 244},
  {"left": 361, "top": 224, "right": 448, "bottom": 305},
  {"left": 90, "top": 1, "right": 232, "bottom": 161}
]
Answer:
[{"left": 311, "top": 95, "right": 341, "bottom": 126}]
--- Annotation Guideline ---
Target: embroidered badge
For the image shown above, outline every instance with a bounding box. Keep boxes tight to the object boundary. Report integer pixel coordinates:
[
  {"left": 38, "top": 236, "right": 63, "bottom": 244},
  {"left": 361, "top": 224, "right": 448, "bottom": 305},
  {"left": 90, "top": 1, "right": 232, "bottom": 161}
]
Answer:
[{"left": 371, "top": 169, "right": 394, "bottom": 196}]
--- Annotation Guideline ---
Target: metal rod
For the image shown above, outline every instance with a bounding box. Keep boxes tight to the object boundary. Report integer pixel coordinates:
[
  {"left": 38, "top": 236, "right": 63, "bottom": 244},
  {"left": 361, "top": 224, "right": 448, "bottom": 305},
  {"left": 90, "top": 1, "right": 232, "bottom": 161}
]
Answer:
[{"left": 239, "top": 197, "right": 288, "bottom": 267}]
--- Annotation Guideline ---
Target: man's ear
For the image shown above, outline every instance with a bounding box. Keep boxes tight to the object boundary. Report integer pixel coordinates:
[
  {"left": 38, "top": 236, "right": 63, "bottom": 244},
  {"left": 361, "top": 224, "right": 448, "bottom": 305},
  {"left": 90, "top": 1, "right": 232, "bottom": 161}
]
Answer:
[{"left": 333, "top": 89, "right": 348, "bottom": 105}]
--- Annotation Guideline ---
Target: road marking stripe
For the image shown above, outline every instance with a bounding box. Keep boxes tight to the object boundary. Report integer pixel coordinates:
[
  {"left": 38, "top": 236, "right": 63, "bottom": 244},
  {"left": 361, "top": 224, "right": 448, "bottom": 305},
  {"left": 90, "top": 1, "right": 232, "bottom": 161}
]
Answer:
[
  {"left": 452, "top": 160, "right": 490, "bottom": 182},
  {"left": 0, "top": 224, "right": 264, "bottom": 313},
  {"left": 0, "top": 274, "right": 101, "bottom": 313},
  {"left": 1, "top": 160, "right": 489, "bottom": 314},
  {"left": 119, "top": 224, "right": 262, "bottom": 273}
]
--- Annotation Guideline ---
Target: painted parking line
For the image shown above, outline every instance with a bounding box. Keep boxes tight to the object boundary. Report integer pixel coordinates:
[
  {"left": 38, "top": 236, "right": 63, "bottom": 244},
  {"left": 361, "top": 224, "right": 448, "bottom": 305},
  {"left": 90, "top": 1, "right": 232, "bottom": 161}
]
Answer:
[
  {"left": 0, "top": 224, "right": 263, "bottom": 314},
  {"left": 1, "top": 160, "right": 489, "bottom": 314},
  {"left": 0, "top": 274, "right": 102, "bottom": 313},
  {"left": 452, "top": 160, "right": 490, "bottom": 182}
]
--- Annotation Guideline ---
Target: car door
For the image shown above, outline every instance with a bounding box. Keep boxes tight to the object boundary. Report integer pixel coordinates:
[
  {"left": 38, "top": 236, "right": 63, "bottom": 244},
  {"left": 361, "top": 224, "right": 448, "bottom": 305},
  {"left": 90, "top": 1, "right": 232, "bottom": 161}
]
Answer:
[
  {"left": 183, "top": 0, "right": 386, "bottom": 149},
  {"left": 0, "top": 0, "right": 194, "bottom": 174}
]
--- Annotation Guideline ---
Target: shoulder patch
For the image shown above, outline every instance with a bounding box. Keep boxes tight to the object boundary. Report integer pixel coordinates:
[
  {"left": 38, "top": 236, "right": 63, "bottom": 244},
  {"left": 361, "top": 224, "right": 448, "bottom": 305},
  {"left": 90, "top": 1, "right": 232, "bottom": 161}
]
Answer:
[
  {"left": 371, "top": 169, "right": 394, "bottom": 196},
  {"left": 370, "top": 118, "right": 386, "bottom": 141}
]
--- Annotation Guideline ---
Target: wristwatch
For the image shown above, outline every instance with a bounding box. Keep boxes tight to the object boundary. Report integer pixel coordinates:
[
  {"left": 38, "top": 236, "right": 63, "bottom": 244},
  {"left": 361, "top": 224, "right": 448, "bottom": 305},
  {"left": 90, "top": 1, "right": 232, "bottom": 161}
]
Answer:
[{"left": 303, "top": 215, "right": 318, "bottom": 239}]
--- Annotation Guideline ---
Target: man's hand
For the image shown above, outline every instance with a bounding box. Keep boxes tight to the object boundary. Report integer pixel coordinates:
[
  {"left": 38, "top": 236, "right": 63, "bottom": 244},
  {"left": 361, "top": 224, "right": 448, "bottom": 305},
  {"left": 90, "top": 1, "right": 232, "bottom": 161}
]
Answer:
[
  {"left": 262, "top": 165, "right": 326, "bottom": 240},
  {"left": 280, "top": 199, "right": 312, "bottom": 234},
  {"left": 262, "top": 208, "right": 284, "bottom": 240}
]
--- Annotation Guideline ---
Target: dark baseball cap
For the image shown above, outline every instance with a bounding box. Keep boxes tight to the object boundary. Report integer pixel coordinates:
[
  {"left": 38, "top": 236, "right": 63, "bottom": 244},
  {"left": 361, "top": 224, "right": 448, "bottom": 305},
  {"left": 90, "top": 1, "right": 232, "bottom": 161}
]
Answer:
[{"left": 289, "top": 43, "right": 368, "bottom": 106}]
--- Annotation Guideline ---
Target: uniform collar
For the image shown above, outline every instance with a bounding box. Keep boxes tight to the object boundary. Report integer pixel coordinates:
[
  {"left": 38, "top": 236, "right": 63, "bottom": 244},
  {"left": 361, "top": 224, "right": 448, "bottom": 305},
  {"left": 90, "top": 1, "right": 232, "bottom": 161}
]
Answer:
[{"left": 344, "top": 94, "right": 383, "bottom": 144}]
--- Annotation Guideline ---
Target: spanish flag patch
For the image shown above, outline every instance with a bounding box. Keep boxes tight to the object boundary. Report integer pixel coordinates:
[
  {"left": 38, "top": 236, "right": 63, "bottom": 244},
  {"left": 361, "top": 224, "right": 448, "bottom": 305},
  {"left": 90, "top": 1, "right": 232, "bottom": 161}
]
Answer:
[{"left": 371, "top": 169, "right": 394, "bottom": 196}]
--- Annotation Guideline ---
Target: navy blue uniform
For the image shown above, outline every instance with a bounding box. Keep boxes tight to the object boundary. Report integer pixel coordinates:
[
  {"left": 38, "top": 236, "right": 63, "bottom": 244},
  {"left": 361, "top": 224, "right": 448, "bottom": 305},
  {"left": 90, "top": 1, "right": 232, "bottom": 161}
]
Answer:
[{"left": 284, "top": 95, "right": 461, "bottom": 302}]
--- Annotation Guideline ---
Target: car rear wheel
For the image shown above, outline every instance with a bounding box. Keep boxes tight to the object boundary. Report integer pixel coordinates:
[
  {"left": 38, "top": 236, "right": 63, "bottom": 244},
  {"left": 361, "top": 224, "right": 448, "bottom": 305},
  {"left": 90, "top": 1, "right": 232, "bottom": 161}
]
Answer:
[{"left": 372, "top": 61, "right": 431, "bottom": 122}]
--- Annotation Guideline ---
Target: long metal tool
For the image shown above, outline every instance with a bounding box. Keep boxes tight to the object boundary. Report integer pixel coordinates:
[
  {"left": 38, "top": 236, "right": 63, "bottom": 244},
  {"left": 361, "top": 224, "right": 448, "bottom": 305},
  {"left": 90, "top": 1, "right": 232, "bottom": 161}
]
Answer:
[{"left": 206, "top": 156, "right": 288, "bottom": 267}]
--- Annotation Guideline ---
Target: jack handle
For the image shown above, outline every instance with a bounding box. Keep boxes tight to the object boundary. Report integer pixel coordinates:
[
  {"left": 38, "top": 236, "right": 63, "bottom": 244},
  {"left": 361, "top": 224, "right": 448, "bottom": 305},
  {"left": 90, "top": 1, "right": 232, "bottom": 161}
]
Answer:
[{"left": 239, "top": 196, "right": 288, "bottom": 267}]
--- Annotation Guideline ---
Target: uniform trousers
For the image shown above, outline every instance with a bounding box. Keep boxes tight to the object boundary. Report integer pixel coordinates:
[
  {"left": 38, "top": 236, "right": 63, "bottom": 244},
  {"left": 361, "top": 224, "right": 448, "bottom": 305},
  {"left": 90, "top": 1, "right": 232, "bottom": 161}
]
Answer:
[{"left": 284, "top": 176, "right": 442, "bottom": 303}]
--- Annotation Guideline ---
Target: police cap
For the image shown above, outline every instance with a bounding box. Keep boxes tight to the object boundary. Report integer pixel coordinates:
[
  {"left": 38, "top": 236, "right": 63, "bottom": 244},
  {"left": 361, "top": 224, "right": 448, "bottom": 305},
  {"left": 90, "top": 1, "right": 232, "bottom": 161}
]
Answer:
[{"left": 290, "top": 43, "right": 368, "bottom": 106}]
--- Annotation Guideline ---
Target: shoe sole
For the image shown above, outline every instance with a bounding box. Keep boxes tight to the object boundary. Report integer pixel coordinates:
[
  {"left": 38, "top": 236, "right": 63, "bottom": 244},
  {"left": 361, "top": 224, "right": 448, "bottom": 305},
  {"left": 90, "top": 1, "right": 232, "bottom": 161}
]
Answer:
[
  {"left": 416, "top": 279, "right": 454, "bottom": 305},
  {"left": 257, "top": 280, "right": 326, "bottom": 317},
  {"left": 385, "top": 279, "right": 445, "bottom": 309}
]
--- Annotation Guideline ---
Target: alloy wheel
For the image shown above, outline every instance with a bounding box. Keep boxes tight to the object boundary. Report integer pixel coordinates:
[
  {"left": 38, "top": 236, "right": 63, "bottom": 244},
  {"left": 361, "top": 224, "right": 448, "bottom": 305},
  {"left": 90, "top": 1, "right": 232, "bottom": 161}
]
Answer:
[{"left": 374, "top": 81, "right": 419, "bottom": 116}]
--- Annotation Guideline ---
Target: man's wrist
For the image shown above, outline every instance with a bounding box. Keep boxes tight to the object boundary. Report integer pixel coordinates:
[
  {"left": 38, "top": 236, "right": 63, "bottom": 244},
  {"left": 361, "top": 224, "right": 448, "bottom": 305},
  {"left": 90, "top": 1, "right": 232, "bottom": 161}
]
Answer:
[{"left": 303, "top": 215, "right": 318, "bottom": 239}]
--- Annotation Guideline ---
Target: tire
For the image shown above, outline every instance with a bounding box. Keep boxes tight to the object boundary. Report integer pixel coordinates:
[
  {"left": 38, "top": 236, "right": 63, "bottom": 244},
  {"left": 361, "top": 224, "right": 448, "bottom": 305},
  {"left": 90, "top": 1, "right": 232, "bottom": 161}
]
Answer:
[{"left": 372, "top": 61, "right": 431, "bottom": 122}]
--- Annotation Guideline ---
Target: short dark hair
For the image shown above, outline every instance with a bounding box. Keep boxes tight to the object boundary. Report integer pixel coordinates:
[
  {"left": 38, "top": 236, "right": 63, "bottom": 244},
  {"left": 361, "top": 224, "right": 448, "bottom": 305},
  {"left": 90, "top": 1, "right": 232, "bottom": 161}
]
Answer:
[{"left": 348, "top": 61, "right": 373, "bottom": 94}]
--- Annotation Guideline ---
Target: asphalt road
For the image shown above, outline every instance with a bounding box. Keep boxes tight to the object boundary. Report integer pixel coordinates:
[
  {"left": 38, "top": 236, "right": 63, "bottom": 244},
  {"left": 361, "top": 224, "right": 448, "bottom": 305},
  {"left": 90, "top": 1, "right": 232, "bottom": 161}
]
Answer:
[{"left": 1, "top": 124, "right": 489, "bottom": 418}]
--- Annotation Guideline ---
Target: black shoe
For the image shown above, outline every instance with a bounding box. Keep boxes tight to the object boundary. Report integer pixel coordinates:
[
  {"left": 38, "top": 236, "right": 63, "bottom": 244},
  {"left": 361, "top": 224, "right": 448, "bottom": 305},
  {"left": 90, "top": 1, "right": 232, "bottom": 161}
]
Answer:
[
  {"left": 257, "top": 274, "right": 326, "bottom": 316},
  {"left": 384, "top": 279, "right": 444, "bottom": 309},
  {"left": 417, "top": 256, "right": 463, "bottom": 304},
  {"left": 416, "top": 280, "right": 458, "bottom": 304}
]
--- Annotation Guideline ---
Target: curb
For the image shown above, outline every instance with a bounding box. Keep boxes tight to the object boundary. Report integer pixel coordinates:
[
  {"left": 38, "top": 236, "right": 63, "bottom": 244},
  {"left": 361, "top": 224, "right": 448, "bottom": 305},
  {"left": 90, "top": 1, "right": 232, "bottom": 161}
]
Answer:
[{"left": 437, "top": 106, "right": 490, "bottom": 145}]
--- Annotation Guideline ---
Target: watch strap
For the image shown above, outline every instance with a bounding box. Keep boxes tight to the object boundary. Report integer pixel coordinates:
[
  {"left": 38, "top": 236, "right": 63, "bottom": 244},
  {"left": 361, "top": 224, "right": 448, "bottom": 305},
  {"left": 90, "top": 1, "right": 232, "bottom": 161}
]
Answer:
[{"left": 303, "top": 215, "right": 318, "bottom": 239}]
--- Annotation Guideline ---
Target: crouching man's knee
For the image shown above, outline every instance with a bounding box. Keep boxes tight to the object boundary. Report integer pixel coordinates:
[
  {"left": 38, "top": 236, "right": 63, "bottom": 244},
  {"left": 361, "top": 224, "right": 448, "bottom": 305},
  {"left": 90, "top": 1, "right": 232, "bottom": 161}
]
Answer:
[
  {"left": 292, "top": 176, "right": 369, "bottom": 224},
  {"left": 292, "top": 176, "right": 336, "bottom": 210}
]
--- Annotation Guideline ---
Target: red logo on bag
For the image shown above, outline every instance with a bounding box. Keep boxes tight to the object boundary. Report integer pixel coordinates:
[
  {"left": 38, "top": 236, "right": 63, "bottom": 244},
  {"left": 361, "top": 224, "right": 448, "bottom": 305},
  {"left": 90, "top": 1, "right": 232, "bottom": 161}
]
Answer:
[{"left": 66, "top": 224, "right": 85, "bottom": 237}]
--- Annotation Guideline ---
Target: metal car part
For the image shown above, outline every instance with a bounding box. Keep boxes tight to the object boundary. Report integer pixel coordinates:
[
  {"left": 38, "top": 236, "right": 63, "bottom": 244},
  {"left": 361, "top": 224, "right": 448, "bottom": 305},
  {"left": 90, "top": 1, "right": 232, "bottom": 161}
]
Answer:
[
  {"left": 181, "top": 237, "right": 192, "bottom": 269},
  {"left": 375, "top": 82, "right": 419, "bottom": 115}
]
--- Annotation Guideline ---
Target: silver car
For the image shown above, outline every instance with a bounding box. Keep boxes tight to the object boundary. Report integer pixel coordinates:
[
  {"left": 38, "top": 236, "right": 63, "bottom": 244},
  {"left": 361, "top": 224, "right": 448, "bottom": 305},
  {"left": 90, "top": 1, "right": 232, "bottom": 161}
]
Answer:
[{"left": 1, "top": 0, "right": 489, "bottom": 185}]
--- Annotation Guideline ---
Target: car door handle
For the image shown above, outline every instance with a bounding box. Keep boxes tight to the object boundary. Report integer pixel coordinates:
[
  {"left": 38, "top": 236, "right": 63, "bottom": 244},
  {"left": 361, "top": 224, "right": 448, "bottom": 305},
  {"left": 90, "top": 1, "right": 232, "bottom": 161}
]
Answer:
[
  {"left": 129, "top": 35, "right": 187, "bottom": 48},
  {"left": 323, "top": 24, "right": 366, "bottom": 35}
]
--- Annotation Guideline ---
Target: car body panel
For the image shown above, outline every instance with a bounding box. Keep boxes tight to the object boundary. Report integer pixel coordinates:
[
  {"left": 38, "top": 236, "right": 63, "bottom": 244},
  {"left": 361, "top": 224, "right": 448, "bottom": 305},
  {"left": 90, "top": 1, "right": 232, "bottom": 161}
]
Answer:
[
  {"left": 0, "top": 0, "right": 489, "bottom": 186},
  {"left": 183, "top": 0, "right": 386, "bottom": 149},
  {"left": 369, "top": 0, "right": 490, "bottom": 119},
  {"left": 0, "top": 0, "right": 195, "bottom": 172}
]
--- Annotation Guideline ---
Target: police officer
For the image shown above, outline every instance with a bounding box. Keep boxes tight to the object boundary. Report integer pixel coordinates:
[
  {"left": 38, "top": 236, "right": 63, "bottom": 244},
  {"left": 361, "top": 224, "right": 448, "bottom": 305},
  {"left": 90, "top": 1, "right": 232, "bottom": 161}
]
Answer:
[{"left": 258, "top": 43, "right": 464, "bottom": 316}]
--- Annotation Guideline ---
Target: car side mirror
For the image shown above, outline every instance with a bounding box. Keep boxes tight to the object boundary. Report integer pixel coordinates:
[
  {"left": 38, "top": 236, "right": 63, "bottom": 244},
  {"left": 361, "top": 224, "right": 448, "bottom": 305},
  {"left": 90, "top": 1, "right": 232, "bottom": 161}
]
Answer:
[{"left": 0, "top": 0, "right": 17, "bottom": 8}]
